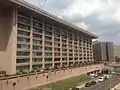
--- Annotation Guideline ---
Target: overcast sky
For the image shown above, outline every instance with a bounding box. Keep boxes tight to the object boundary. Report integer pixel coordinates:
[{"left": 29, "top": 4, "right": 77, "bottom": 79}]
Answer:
[{"left": 25, "top": 0, "right": 120, "bottom": 44}]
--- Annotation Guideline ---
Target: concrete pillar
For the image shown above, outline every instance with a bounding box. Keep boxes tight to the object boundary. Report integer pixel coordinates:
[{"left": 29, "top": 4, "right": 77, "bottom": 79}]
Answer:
[
  {"left": 29, "top": 15, "right": 33, "bottom": 71},
  {"left": 42, "top": 22, "right": 45, "bottom": 69},
  {"left": 52, "top": 25, "right": 54, "bottom": 68}
]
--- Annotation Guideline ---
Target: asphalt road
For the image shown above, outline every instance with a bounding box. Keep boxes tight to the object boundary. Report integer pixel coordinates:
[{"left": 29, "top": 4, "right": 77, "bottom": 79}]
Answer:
[{"left": 80, "top": 76, "right": 120, "bottom": 90}]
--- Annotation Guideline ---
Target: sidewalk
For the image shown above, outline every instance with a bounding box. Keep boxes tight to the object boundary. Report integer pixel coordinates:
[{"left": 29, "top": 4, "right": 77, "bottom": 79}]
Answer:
[
  {"left": 76, "top": 83, "right": 85, "bottom": 88},
  {"left": 111, "top": 83, "right": 120, "bottom": 90}
]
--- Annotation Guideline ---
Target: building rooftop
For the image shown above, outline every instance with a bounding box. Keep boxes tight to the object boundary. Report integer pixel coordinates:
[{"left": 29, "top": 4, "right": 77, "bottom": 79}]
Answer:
[{"left": 2, "top": 0, "right": 97, "bottom": 38}]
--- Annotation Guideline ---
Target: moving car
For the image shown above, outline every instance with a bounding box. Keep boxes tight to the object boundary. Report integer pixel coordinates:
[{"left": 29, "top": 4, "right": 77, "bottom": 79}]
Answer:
[
  {"left": 85, "top": 80, "right": 97, "bottom": 87},
  {"left": 98, "top": 77, "right": 105, "bottom": 82}
]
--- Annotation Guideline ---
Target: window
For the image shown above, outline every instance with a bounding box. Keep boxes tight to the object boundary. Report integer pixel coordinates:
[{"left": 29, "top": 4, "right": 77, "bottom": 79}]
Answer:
[
  {"left": 18, "top": 17, "right": 30, "bottom": 25},
  {"left": 62, "top": 35, "right": 67, "bottom": 39},
  {"left": 18, "top": 23, "right": 30, "bottom": 30},
  {"left": 54, "top": 43, "right": 60, "bottom": 47},
  {"left": 16, "top": 59, "right": 29, "bottom": 63},
  {"left": 18, "top": 30, "right": 30, "bottom": 36},
  {"left": 54, "top": 53, "right": 60, "bottom": 56},
  {"left": 45, "top": 36, "right": 52, "bottom": 40},
  {"left": 17, "top": 44, "right": 30, "bottom": 49},
  {"left": 54, "top": 38, "right": 60, "bottom": 42},
  {"left": 33, "top": 33, "right": 42, "bottom": 38},
  {"left": 69, "top": 58, "right": 73, "bottom": 60},
  {"left": 33, "top": 46, "right": 42, "bottom": 50},
  {"left": 54, "top": 58, "right": 60, "bottom": 61},
  {"left": 45, "top": 30, "right": 52, "bottom": 36},
  {"left": 54, "top": 26, "right": 60, "bottom": 34},
  {"left": 69, "top": 41, "right": 72, "bottom": 44},
  {"left": 45, "top": 52, "right": 52, "bottom": 56},
  {"left": 62, "top": 49, "right": 67, "bottom": 52},
  {"left": 69, "top": 54, "right": 73, "bottom": 56},
  {"left": 54, "top": 48, "right": 60, "bottom": 51},
  {"left": 33, "top": 21, "right": 42, "bottom": 28},
  {"left": 69, "top": 45, "right": 72, "bottom": 48},
  {"left": 61, "top": 31, "right": 67, "bottom": 35},
  {"left": 45, "top": 58, "right": 52, "bottom": 61},
  {"left": 62, "top": 58, "right": 67, "bottom": 61},
  {"left": 17, "top": 37, "right": 30, "bottom": 43},
  {"left": 33, "top": 40, "right": 42, "bottom": 44},
  {"left": 32, "top": 65, "right": 42, "bottom": 70},
  {"left": 33, "top": 28, "right": 42, "bottom": 33},
  {"left": 16, "top": 66, "right": 29, "bottom": 72},
  {"left": 33, "top": 52, "right": 42, "bottom": 56},
  {"left": 45, "top": 41, "right": 52, "bottom": 45},
  {"left": 54, "top": 33, "right": 60, "bottom": 37},
  {"left": 62, "top": 40, "right": 67, "bottom": 43},
  {"left": 62, "top": 44, "right": 67, "bottom": 47},
  {"left": 62, "top": 53, "right": 67, "bottom": 56},
  {"left": 33, "top": 58, "right": 42, "bottom": 62},
  {"left": 69, "top": 49, "right": 73, "bottom": 52},
  {"left": 17, "top": 51, "right": 30, "bottom": 56},
  {"left": 45, "top": 47, "right": 52, "bottom": 51},
  {"left": 44, "top": 24, "right": 52, "bottom": 31}
]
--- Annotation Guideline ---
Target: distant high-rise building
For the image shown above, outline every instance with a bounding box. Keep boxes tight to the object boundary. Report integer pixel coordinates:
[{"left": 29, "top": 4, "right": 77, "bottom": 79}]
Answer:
[
  {"left": 93, "top": 41, "right": 114, "bottom": 62},
  {"left": 114, "top": 45, "right": 120, "bottom": 58}
]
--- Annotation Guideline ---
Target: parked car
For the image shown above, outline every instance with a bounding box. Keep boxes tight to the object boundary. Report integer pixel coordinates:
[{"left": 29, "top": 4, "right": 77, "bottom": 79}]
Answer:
[
  {"left": 98, "top": 77, "right": 105, "bottom": 82},
  {"left": 85, "top": 80, "right": 97, "bottom": 87},
  {"left": 104, "top": 74, "right": 110, "bottom": 79}
]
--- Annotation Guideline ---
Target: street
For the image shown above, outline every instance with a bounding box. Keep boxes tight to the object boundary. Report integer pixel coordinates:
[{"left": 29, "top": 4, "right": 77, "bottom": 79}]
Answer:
[{"left": 80, "top": 76, "right": 120, "bottom": 90}]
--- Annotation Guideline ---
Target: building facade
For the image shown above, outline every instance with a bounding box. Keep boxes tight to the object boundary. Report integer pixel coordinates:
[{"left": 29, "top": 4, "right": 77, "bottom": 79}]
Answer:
[
  {"left": 93, "top": 41, "right": 114, "bottom": 62},
  {"left": 0, "top": 0, "right": 97, "bottom": 74},
  {"left": 114, "top": 45, "right": 120, "bottom": 58}
]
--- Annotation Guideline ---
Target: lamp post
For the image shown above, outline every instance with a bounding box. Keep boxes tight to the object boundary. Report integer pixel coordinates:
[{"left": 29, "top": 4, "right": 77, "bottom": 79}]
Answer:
[{"left": 49, "top": 70, "right": 53, "bottom": 90}]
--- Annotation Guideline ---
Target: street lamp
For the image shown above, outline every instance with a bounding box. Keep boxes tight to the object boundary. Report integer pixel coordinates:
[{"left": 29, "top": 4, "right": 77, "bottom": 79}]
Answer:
[{"left": 49, "top": 70, "right": 53, "bottom": 90}]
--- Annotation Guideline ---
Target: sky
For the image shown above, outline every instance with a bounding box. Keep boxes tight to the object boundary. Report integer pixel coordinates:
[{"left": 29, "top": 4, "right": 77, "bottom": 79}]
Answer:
[{"left": 25, "top": 0, "right": 120, "bottom": 44}]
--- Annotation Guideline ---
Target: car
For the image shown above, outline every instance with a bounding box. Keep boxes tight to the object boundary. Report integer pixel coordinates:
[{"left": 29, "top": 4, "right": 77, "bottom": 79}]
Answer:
[
  {"left": 85, "top": 80, "right": 97, "bottom": 87},
  {"left": 98, "top": 77, "right": 105, "bottom": 82},
  {"left": 104, "top": 74, "right": 110, "bottom": 79}
]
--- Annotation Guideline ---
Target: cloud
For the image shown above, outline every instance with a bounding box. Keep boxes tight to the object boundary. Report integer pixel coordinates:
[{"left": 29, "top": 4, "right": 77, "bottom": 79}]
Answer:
[{"left": 25, "top": 0, "right": 120, "bottom": 44}]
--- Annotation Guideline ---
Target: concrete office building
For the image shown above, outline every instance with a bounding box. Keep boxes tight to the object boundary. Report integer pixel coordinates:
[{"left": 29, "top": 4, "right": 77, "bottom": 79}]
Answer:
[
  {"left": 114, "top": 45, "right": 120, "bottom": 58},
  {"left": 0, "top": 0, "right": 97, "bottom": 75},
  {"left": 93, "top": 41, "right": 114, "bottom": 62}
]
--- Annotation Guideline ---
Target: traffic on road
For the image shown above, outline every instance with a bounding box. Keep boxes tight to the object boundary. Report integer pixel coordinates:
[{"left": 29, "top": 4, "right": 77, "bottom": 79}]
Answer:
[{"left": 71, "top": 73, "right": 120, "bottom": 90}]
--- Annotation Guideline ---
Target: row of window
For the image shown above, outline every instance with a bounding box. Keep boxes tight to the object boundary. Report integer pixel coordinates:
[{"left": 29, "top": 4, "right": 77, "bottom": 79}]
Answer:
[{"left": 16, "top": 57, "right": 93, "bottom": 64}]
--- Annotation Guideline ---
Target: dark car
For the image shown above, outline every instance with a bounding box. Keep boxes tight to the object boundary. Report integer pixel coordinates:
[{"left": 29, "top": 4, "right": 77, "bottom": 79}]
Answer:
[{"left": 85, "top": 81, "right": 97, "bottom": 87}]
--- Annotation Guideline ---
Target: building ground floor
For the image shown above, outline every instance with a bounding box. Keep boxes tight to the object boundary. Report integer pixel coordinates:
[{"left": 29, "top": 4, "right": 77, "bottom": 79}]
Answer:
[{"left": 0, "top": 64, "right": 104, "bottom": 90}]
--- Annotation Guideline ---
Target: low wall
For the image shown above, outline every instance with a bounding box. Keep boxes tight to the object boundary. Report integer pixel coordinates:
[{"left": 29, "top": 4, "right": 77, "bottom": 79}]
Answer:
[{"left": 0, "top": 64, "right": 104, "bottom": 90}]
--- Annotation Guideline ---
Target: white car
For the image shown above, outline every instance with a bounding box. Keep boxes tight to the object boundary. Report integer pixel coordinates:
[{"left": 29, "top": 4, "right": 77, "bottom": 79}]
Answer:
[
  {"left": 98, "top": 77, "right": 105, "bottom": 82},
  {"left": 104, "top": 74, "right": 110, "bottom": 79}
]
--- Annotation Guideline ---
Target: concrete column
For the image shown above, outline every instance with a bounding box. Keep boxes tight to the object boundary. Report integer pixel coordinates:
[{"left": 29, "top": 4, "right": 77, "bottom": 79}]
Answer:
[
  {"left": 29, "top": 15, "right": 33, "bottom": 71},
  {"left": 67, "top": 31, "right": 69, "bottom": 66},
  {"left": 42, "top": 22, "right": 45, "bottom": 69},
  {"left": 72, "top": 32, "right": 75, "bottom": 64},
  {"left": 60, "top": 29, "right": 62, "bottom": 67},
  {"left": 11, "top": 8, "right": 18, "bottom": 74},
  {"left": 81, "top": 35, "right": 84, "bottom": 64},
  {"left": 52, "top": 25, "right": 54, "bottom": 68},
  {"left": 77, "top": 34, "right": 79, "bottom": 64}
]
